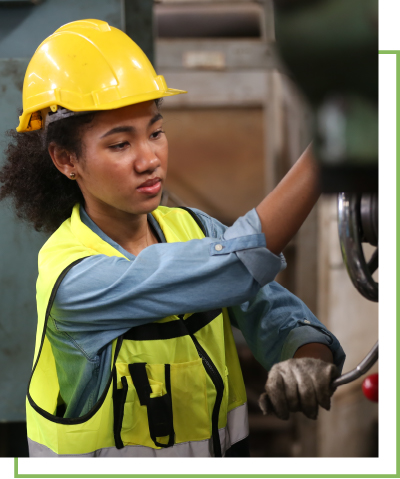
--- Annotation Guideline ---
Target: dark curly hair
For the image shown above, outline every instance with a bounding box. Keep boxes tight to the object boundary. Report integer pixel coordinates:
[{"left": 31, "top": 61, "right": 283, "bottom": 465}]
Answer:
[
  {"left": 0, "top": 100, "right": 162, "bottom": 234},
  {"left": 0, "top": 113, "right": 95, "bottom": 233}
]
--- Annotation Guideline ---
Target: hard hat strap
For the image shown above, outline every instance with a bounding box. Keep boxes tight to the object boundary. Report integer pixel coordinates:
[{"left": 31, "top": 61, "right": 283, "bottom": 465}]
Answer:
[
  {"left": 43, "top": 107, "right": 91, "bottom": 131},
  {"left": 40, "top": 108, "right": 92, "bottom": 148}
]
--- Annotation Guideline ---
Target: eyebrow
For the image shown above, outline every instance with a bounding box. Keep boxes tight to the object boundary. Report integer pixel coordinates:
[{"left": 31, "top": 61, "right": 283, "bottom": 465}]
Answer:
[
  {"left": 100, "top": 113, "right": 163, "bottom": 139},
  {"left": 149, "top": 112, "right": 163, "bottom": 126}
]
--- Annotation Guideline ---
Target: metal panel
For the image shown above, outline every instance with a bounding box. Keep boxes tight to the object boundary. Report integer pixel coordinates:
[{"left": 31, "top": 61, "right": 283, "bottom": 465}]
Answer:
[
  {"left": 156, "top": 39, "right": 282, "bottom": 71},
  {"left": 124, "top": 0, "right": 154, "bottom": 64},
  {"left": 0, "top": 58, "right": 47, "bottom": 421},
  {"left": 154, "top": 2, "right": 264, "bottom": 39},
  {"left": 0, "top": 0, "right": 122, "bottom": 58},
  {"left": 0, "top": 1, "right": 43, "bottom": 4},
  {"left": 161, "top": 70, "right": 268, "bottom": 107}
]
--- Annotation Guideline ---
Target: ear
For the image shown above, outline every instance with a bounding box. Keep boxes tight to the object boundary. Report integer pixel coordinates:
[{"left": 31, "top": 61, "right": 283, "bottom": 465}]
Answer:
[{"left": 48, "top": 142, "right": 77, "bottom": 179}]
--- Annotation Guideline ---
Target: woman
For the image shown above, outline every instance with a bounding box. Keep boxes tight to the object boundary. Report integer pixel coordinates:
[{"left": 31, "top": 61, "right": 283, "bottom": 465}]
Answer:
[{"left": 0, "top": 20, "right": 344, "bottom": 457}]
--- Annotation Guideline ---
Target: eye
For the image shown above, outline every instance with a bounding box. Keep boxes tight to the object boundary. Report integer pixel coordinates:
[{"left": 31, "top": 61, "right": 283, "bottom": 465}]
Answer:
[
  {"left": 109, "top": 141, "right": 129, "bottom": 151},
  {"left": 150, "top": 129, "right": 165, "bottom": 139}
]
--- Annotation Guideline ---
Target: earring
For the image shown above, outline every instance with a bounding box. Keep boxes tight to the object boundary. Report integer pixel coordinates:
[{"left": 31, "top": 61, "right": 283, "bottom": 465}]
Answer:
[{"left": 70, "top": 172, "right": 76, "bottom": 180}]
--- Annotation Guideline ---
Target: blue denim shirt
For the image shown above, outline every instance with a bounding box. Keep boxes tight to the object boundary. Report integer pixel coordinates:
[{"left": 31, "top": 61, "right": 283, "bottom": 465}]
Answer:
[{"left": 47, "top": 206, "right": 345, "bottom": 418}]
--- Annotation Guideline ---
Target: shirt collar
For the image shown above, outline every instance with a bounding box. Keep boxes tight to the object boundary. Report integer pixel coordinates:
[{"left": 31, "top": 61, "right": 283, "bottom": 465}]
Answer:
[{"left": 79, "top": 205, "right": 166, "bottom": 260}]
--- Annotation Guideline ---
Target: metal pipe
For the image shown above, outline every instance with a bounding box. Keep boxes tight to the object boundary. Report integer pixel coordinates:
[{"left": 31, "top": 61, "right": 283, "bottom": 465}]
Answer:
[{"left": 333, "top": 341, "right": 378, "bottom": 387}]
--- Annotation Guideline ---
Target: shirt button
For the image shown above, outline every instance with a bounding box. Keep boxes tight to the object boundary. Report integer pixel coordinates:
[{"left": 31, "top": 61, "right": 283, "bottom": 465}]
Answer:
[
  {"left": 215, "top": 244, "right": 223, "bottom": 251},
  {"left": 304, "top": 320, "right": 311, "bottom": 324}
]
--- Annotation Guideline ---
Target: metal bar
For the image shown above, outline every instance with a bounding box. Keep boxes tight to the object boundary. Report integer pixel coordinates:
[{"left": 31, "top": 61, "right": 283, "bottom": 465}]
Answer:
[{"left": 333, "top": 341, "right": 378, "bottom": 387}]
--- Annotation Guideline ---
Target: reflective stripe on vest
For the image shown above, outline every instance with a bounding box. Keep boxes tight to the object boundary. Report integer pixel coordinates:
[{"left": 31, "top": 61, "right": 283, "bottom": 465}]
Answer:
[{"left": 27, "top": 204, "right": 247, "bottom": 456}]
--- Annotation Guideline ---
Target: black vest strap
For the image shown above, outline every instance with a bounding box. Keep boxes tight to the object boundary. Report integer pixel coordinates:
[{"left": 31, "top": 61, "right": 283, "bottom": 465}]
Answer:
[
  {"left": 164, "top": 364, "right": 175, "bottom": 447},
  {"left": 113, "top": 375, "right": 128, "bottom": 450},
  {"left": 129, "top": 363, "right": 175, "bottom": 449},
  {"left": 123, "top": 309, "right": 222, "bottom": 341},
  {"left": 128, "top": 363, "right": 152, "bottom": 406}
]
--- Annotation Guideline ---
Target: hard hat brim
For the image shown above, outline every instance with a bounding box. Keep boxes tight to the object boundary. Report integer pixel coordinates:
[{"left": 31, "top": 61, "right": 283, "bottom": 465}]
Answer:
[{"left": 17, "top": 88, "right": 187, "bottom": 133}]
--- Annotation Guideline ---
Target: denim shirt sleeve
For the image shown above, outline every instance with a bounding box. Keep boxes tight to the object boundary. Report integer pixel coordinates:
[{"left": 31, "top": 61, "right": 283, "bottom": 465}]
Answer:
[
  {"left": 227, "top": 282, "right": 346, "bottom": 373},
  {"left": 192, "top": 208, "right": 287, "bottom": 286},
  {"left": 194, "top": 209, "right": 345, "bottom": 372}
]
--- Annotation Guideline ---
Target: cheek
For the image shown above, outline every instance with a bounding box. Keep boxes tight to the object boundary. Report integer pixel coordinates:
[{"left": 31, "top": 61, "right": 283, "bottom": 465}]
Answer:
[
  {"left": 77, "top": 149, "right": 116, "bottom": 185},
  {"left": 158, "top": 138, "right": 168, "bottom": 169}
]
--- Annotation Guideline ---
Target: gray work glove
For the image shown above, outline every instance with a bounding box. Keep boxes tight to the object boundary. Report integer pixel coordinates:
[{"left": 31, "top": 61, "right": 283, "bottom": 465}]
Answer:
[{"left": 258, "top": 358, "right": 339, "bottom": 420}]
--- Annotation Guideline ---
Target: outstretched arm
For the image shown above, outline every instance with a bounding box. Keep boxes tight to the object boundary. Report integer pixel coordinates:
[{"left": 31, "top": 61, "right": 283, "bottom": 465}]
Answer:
[{"left": 256, "top": 144, "right": 320, "bottom": 256}]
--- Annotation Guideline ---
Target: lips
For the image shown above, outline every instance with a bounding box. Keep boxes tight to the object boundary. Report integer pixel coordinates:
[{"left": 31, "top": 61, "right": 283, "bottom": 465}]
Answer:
[
  {"left": 137, "top": 177, "right": 162, "bottom": 194},
  {"left": 138, "top": 178, "right": 160, "bottom": 188}
]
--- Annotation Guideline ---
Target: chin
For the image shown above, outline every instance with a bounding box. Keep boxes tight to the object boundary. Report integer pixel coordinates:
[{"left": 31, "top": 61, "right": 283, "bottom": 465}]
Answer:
[{"left": 132, "top": 195, "right": 162, "bottom": 215}]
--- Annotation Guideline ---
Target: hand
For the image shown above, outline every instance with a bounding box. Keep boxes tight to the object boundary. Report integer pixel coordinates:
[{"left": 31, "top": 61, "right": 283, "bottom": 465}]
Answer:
[{"left": 258, "top": 358, "right": 339, "bottom": 420}]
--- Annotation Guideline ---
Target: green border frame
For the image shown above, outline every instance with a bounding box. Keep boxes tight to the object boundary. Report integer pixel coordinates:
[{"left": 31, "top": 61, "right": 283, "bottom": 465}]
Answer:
[
  {"left": 11, "top": 50, "right": 397, "bottom": 479},
  {"left": 10, "top": 455, "right": 400, "bottom": 479}
]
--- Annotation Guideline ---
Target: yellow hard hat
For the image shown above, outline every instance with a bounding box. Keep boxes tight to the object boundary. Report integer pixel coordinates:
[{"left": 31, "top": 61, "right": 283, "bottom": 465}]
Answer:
[{"left": 17, "top": 19, "right": 186, "bottom": 132}]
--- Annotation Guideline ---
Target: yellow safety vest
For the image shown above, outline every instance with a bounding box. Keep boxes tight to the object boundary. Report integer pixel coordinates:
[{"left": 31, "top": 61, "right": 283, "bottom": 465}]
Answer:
[{"left": 27, "top": 204, "right": 248, "bottom": 457}]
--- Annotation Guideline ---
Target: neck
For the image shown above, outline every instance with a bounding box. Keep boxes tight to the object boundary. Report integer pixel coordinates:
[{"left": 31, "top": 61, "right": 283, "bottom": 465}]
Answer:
[{"left": 83, "top": 203, "right": 157, "bottom": 256}]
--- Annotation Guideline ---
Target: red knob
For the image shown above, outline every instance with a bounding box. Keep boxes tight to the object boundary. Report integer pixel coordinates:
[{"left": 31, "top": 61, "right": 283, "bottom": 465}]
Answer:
[{"left": 362, "top": 373, "right": 378, "bottom": 402}]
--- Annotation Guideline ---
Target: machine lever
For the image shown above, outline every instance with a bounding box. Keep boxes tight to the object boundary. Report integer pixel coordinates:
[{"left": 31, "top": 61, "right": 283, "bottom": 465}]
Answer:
[{"left": 333, "top": 341, "right": 378, "bottom": 388}]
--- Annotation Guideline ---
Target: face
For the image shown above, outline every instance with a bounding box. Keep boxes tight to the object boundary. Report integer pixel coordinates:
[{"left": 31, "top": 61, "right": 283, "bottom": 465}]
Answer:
[{"left": 73, "top": 101, "right": 168, "bottom": 218}]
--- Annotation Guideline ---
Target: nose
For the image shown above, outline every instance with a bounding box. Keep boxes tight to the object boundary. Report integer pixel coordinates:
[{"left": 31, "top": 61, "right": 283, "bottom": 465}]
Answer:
[{"left": 133, "top": 141, "right": 160, "bottom": 174}]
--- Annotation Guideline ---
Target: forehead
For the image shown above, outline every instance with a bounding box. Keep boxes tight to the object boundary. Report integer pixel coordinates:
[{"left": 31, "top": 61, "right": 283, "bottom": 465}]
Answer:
[{"left": 92, "top": 101, "right": 159, "bottom": 130}]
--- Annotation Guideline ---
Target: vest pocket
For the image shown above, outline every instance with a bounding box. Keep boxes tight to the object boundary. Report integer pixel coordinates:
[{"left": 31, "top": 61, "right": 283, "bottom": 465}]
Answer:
[
  {"left": 115, "top": 358, "right": 210, "bottom": 448},
  {"left": 170, "top": 358, "right": 210, "bottom": 443}
]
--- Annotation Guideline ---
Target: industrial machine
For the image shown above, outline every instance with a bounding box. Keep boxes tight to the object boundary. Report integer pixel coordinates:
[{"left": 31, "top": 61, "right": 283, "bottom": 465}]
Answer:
[{"left": 273, "top": 0, "right": 378, "bottom": 398}]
